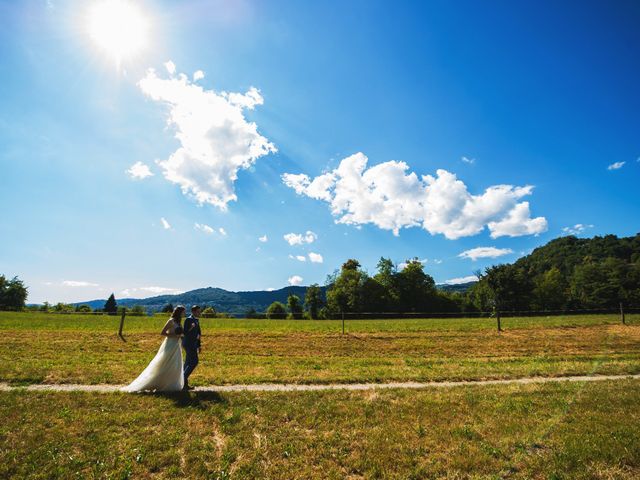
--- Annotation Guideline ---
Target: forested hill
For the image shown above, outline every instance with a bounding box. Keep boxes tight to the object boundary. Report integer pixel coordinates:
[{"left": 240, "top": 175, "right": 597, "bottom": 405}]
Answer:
[
  {"left": 468, "top": 233, "right": 640, "bottom": 312},
  {"left": 76, "top": 286, "right": 325, "bottom": 316},
  {"left": 515, "top": 234, "right": 640, "bottom": 277}
]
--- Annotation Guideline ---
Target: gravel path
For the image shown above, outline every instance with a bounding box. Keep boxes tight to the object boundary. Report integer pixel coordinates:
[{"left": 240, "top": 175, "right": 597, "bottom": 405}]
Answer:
[{"left": 1, "top": 373, "right": 639, "bottom": 394}]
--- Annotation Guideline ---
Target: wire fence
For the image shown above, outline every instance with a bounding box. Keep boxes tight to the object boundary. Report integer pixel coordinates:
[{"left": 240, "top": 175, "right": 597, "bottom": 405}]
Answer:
[
  {"left": 7, "top": 305, "right": 640, "bottom": 319},
  {"left": 4, "top": 305, "right": 639, "bottom": 338}
]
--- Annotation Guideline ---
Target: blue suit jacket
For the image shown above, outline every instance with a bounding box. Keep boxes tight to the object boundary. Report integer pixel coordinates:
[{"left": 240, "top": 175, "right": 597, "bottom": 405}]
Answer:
[{"left": 182, "top": 315, "right": 201, "bottom": 350}]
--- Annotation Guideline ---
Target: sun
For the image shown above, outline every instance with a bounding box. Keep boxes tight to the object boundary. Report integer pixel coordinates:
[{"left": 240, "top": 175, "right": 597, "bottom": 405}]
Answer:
[{"left": 87, "top": 0, "right": 149, "bottom": 65}]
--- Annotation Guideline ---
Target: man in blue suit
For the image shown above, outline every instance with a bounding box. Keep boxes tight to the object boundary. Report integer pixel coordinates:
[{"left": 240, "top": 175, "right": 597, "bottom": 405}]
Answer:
[{"left": 182, "top": 305, "right": 202, "bottom": 391}]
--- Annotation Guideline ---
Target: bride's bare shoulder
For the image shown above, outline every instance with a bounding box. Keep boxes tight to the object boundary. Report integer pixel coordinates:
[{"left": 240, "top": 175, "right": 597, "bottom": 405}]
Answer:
[{"left": 161, "top": 318, "right": 175, "bottom": 334}]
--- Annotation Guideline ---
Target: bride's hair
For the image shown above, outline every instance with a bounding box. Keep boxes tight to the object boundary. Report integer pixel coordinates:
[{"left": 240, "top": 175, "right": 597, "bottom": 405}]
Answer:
[{"left": 171, "top": 305, "right": 186, "bottom": 323}]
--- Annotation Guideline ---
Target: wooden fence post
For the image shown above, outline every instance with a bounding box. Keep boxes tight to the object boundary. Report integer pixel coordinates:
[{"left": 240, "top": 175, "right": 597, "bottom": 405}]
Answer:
[
  {"left": 341, "top": 310, "right": 345, "bottom": 335},
  {"left": 496, "top": 310, "right": 502, "bottom": 332},
  {"left": 118, "top": 309, "right": 126, "bottom": 338},
  {"left": 620, "top": 302, "right": 626, "bottom": 325}
]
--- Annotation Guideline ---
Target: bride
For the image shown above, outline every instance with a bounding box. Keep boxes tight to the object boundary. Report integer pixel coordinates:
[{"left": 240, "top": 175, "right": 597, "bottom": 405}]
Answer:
[{"left": 122, "top": 305, "right": 185, "bottom": 392}]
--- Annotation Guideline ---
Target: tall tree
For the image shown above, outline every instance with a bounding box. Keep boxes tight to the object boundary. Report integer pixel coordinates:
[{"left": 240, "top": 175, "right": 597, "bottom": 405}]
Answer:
[
  {"left": 570, "top": 258, "right": 625, "bottom": 308},
  {"left": 304, "top": 284, "right": 323, "bottom": 319},
  {"left": 372, "top": 257, "right": 399, "bottom": 311},
  {"left": 104, "top": 293, "right": 117, "bottom": 315},
  {"left": 287, "top": 294, "right": 303, "bottom": 319},
  {"left": 0, "top": 275, "right": 28, "bottom": 310},
  {"left": 484, "top": 264, "right": 533, "bottom": 312},
  {"left": 533, "top": 266, "right": 567, "bottom": 310},
  {"left": 396, "top": 259, "right": 437, "bottom": 312},
  {"left": 326, "top": 259, "right": 368, "bottom": 315}
]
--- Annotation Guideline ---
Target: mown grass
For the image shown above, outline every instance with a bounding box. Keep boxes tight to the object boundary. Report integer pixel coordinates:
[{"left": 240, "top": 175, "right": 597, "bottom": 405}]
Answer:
[
  {"left": 1, "top": 380, "right": 639, "bottom": 479},
  {"left": 1, "top": 312, "right": 639, "bottom": 385}
]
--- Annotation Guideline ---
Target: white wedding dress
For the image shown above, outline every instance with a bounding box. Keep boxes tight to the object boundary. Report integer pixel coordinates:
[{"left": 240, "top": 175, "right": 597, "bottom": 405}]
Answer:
[{"left": 122, "top": 319, "right": 184, "bottom": 392}]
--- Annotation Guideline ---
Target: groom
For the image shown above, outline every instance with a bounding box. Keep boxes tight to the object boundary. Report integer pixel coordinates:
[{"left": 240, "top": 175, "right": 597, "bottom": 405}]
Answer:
[{"left": 182, "top": 305, "right": 202, "bottom": 391}]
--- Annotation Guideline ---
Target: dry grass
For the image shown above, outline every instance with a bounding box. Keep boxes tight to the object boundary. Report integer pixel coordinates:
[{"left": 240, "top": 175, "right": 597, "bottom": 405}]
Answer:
[
  {"left": 0, "top": 312, "right": 639, "bottom": 385},
  {"left": 1, "top": 380, "right": 639, "bottom": 478}
]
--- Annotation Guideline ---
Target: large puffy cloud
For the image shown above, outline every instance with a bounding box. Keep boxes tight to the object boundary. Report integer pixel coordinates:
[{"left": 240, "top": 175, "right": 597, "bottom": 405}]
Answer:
[
  {"left": 282, "top": 153, "right": 547, "bottom": 239},
  {"left": 139, "top": 63, "right": 276, "bottom": 210}
]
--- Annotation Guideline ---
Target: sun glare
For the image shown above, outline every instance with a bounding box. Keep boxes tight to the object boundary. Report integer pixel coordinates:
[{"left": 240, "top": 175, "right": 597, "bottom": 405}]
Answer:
[{"left": 87, "top": 0, "right": 149, "bottom": 65}]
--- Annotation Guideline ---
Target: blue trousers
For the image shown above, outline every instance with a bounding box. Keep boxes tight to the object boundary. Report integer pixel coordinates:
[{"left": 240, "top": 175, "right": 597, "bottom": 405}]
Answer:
[{"left": 183, "top": 347, "right": 199, "bottom": 386}]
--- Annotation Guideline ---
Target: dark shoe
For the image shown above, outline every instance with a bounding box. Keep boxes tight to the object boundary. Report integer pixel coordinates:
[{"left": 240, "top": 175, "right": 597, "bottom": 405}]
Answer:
[{"left": 182, "top": 384, "right": 190, "bottom": 391}]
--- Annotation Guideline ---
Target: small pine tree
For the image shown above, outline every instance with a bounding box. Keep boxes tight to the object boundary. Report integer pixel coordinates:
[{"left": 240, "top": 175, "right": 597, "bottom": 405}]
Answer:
[{"left": 104, "top": 293, "right": 117, "bottom": 315}]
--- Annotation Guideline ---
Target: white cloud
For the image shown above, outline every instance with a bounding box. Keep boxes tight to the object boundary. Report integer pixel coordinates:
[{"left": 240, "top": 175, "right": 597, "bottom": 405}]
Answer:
[
  {"left": 607, "top": 161, "right": 625, "bottom": 170},
  {"left": 487, "top": 202, "right": 548, "bottom": 238},
  {"left": 288, "top": 275, "right": 303, "bottom": 286},
  {"left": 282, "top": 152, "right": 547, "bottom": 239},
  {"left": 444, "top": 275, "right": 479, "bottom": 285},
  {"left": 562, "top": 223, "right": 594, "bottom": 236},
  {"left": 138, "top": 63, "right": 276, "bottom": 210},
  {"left": 160, "top": 217, "right": 171, "bottom": 230},
  {"left": 194, "top": 223, "right": 215, "bottom": 234},
  {"left": 164, "top": 60, "right": 176, "bottom": 75},
  {"left": 459, "top": 246, "right": 514, "bottom": 261},
  {"left": 265, "top": 287, "right": 276, "bottom": 291},
  {"left": 193, "top": 70, "right": 205, "bottom": 81},
  {"left": 283, "top": 231, "right": 317, "bottom": 246},
  {"left": 461, "top": 156, "right": 475, "bottom": 164},
  {"left": 218, "top": 227, "right": 227, "bottom": 236},
  {"left": 308, "top": 252, "right": 324, "bottom": 263},
  {"left": 121, "top": 286, "right": 184, "bottom": 297},
  {"left": 433, "top": 259, "right": 443, "bottom": 264},
  {"left": 140, "top": 286, "right": 183, "bottom": 294},
  {"left": 62, "top": 280, "right": 99, "bottom": 287},
  {"left": 126, "top": 161, "right": 154, "bottom": 179},
  {"left": 259, "top": 234, "right": 268, "bottom": 242},
  {"left": 289, "top": 254, "right": 307, "bottom": 262}
]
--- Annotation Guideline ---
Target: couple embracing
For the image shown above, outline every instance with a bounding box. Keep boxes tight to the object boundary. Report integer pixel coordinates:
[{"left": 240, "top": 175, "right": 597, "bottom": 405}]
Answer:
[{"left": 122, "top": 305, "right": 202, "bottom": 392}]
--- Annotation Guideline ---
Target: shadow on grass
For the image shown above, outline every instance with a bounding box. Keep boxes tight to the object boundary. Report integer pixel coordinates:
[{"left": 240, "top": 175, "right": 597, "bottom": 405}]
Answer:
[
  {"left": 152, "top": 390, "right": 228, "bottom": 408},
  {"left": 8, "top": 377, "right": 45, "bottom": 386}
]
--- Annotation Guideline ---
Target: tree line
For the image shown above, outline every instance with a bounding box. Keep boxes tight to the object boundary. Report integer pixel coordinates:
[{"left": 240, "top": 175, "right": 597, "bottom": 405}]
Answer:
[
  {"left": 263, "top": 233, "right": 640, "bottom": 318},
  {"left": 3, "top": 233, "right": 638, "bottom": 317}
]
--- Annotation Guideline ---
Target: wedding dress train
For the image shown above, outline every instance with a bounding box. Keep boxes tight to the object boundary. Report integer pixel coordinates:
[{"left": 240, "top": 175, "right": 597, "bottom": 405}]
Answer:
[{"left": 122, "top": 322, "right": 184, "bottom": 392}]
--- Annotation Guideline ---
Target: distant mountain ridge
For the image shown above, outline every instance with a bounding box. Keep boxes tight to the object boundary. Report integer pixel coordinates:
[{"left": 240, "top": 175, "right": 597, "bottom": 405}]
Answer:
[
  {"left": 75, "top": 282, "right": 475, "bottom": 315},
  {"left": 75, "top": 286, "right": 324, "bottom": 315}
]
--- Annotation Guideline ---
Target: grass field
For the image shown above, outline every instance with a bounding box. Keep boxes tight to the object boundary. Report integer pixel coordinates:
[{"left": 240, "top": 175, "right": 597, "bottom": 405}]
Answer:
[
  {"left": 0, "top": 312, "right": 639, "bottom": 386},
  {"left": 2, "top": 312, "right": 640, "bottom": 478},
  {"left": 1, "top": 380, "right": 639, "bottom": 479}
]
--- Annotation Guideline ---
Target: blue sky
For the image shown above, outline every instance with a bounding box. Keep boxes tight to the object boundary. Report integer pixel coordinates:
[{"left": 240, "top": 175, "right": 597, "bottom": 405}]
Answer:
[{"left": 0, "top": 0, "right": 638, "bottom": 304}]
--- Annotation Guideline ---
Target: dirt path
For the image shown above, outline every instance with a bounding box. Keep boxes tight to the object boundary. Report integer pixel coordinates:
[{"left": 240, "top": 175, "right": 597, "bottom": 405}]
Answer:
[{"left": 1, "top": 373, "right": 639, "bottom": 394}]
